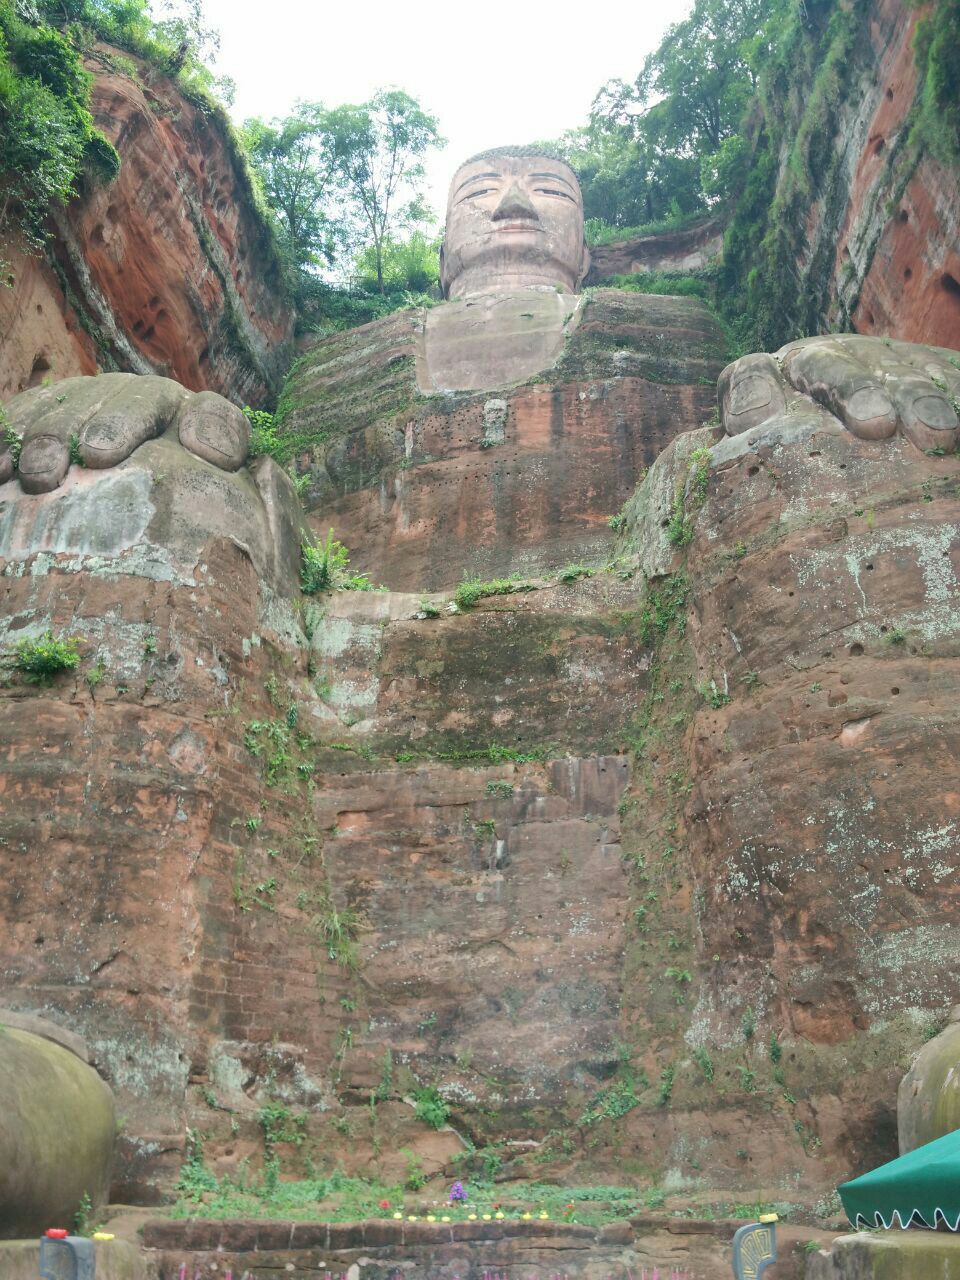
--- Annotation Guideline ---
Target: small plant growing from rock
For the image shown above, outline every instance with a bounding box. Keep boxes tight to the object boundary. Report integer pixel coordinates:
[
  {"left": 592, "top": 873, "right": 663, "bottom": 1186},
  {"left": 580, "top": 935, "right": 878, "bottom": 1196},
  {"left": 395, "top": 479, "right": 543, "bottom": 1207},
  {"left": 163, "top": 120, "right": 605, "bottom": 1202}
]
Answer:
[
  {"left": 1, "top": 411, "right": 22, "bottom": 468},
  {"left": 301, "top": 529, "right": 350, "bottom": 593},
  {"left": 485, "top": 779, "right": 514, "bottom": 797},
  {"left": 738, "top": 1066, "right": 756, "bottom": 1093},
  {"left": 697, "top": 678, "right": 731, "bottom": 708},
  {"left": 693, "top": 1047, "right": 714, "bottom": 1081},
  {"left": 558, "top": 563, "right": 592, "bottom": 583},
  {"left": 12, "top": 630, "right": 81, "bottom": 683},
  {"left": 402, "top": 1148, "right": 427, "bottom": 1189},
  {"left": 453, "top": 575, "right": 534, "bottom": 609},
  {"left": 413, "top": 1085, "right": 449, "bottom": 1129},
  {"left": 85, "top": 657, "right": 106, "bottom": 691}
]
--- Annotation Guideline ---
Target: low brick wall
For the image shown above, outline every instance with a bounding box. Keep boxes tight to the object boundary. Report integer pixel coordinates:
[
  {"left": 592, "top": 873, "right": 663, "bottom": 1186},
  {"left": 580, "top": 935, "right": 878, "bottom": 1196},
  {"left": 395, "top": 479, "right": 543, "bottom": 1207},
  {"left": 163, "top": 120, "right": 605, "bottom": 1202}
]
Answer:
[{"left": 144, "top": 1215, "right": 750, "bottom": 1280}]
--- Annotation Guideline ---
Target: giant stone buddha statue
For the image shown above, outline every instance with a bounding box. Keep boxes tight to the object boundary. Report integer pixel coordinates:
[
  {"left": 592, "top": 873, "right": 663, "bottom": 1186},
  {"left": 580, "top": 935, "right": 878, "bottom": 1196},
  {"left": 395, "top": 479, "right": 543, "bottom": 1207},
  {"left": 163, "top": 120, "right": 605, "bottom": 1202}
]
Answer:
[
  {"left": 2, "top": 148, "right": 960, "bottom": 1207},
  {"left": 2, "top": 146, "right": 957, "bottom": 581}
]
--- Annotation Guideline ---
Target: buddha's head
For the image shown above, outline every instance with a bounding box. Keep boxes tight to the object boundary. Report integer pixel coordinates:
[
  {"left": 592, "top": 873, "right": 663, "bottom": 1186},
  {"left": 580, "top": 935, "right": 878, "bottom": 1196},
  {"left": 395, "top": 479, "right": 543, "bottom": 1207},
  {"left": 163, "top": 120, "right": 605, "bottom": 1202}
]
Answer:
[{"left": 440, "top": 147, "right": 590, "bottom": 299}]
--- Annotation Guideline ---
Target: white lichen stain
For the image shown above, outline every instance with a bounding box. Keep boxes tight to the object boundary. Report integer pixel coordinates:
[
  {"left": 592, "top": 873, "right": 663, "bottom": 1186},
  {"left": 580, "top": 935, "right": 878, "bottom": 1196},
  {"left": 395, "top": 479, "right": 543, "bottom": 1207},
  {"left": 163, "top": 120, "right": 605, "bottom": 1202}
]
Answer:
[{"left": 792, "top": 524, "right": 960, "bottom": 641}]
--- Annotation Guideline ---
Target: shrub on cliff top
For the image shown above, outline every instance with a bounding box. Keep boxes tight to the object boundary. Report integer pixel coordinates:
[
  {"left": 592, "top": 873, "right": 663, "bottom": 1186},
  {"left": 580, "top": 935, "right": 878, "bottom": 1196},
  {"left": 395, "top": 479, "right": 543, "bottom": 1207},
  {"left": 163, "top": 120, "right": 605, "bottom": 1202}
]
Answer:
[{"left": 0, "top": 1, "right": 120, "bottom": 252}]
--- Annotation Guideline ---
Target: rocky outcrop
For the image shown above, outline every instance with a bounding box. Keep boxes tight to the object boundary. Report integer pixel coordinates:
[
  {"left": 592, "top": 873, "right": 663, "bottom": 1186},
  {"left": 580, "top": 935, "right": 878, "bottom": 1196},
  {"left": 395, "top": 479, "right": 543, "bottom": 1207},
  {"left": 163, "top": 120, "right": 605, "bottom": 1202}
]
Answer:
[
  {"left": 4, "top": 308, "right": 958, "bottom": 1213},
  {"left": 808, "top": 1230, "right": 960, "bottom": 1279},
  {"left": 586, "top": 218, "right": 723, "bottom": 283},
  {"left": 0, "top": 46, "right": 293, "bottom": 406},
  {"left": 773, "top": 0, "right": 960, "bottom": 349}
]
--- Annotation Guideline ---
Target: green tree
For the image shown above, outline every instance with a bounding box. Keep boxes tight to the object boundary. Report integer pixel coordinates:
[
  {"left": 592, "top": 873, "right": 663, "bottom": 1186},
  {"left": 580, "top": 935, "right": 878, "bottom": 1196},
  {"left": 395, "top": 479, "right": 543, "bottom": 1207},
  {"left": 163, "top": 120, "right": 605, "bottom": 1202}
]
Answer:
[
  {"left": 325, "top": 89, "right": 443, "bottom": 294},
  {"left": 241, "top": 104, "right": 340, "bottom": 278},
  {"left": 567, "top": 0, "right": 767, "bottom": 229},
  {"left": 352, "top": 228, "right": 439, "bottom": 294}
]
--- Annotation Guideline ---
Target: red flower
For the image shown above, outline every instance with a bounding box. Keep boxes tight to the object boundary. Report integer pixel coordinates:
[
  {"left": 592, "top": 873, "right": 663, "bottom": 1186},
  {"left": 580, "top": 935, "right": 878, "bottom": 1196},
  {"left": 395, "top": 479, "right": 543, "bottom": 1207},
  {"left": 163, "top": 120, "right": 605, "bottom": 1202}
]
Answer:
[{"left": 379, "top": 1199, "right": 391, "bottom": 1209}]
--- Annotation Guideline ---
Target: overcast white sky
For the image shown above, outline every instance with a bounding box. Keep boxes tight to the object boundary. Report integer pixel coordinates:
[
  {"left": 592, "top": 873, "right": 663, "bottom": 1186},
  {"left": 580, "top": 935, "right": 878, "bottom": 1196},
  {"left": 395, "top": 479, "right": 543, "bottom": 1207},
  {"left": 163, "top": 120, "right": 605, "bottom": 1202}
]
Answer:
[{"left": 200, "top": 0, "right": 694, "bottom": 219}]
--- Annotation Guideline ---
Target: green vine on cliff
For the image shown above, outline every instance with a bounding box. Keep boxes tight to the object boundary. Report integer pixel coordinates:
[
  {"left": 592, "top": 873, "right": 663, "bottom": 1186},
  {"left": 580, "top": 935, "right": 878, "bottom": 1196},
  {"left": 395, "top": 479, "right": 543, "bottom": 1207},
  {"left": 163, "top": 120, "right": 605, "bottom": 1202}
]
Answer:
[
  {"left": 907, "top": 0, "right": 960, "bottom": 165},
  {"left": 718, "top": 0, "right": 869, "bottom": 351}
]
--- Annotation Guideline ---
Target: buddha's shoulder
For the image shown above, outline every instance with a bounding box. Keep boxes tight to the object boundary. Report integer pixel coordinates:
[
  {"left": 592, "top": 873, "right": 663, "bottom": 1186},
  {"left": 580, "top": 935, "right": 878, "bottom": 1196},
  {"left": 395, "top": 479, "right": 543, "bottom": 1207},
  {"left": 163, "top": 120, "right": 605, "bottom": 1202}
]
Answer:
[{"left": 550, "top": 287, "right": 729, "bottom": 386}]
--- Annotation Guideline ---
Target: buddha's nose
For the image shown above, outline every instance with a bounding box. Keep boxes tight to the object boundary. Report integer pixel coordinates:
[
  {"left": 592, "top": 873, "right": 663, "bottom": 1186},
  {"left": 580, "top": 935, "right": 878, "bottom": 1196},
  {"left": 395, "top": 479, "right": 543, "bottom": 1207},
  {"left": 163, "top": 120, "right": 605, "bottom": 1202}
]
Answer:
[{"left": 491, "top": 183, "right": 540, "bottom": 223}]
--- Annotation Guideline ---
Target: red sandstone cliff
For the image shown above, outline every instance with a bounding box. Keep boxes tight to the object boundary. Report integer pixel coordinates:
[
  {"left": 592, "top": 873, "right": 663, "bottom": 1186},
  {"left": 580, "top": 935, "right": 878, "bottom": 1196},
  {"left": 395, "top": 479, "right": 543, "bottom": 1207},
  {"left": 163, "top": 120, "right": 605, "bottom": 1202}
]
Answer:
[
  {"left": 0, "top": 46, "right": 294, "bottom": 406},
  {"left": 795, "top": 0, "right": 960, "bottom": 348}
]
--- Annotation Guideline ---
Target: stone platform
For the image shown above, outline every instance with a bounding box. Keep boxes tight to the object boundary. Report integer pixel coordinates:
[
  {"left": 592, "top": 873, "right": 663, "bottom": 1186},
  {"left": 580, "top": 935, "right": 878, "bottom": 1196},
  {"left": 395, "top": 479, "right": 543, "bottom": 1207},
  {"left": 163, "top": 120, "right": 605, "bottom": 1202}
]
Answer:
[
  {"left": 142, "top": 1215, "right": 832, "bottom": 1280},
  {"left": 808, "top": 1230, "right": 960, "bottom": 1279}
]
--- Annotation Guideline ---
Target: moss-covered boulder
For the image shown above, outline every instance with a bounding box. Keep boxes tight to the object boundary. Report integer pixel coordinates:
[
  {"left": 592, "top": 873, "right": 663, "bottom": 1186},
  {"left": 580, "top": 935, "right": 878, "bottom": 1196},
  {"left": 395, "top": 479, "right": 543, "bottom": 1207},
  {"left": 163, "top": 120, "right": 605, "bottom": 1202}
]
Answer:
[
  {"left": 898, "top": 1010, "right": 960, "bottom": 1153},
  {"left": 0, "top": 1026, "right": 115, "bottom": 1238}
]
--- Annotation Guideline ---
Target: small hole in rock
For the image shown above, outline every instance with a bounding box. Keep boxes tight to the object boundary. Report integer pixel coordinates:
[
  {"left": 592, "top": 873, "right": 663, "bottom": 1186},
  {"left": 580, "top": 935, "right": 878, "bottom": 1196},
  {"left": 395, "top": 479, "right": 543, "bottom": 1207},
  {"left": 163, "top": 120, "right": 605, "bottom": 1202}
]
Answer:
[
  {"left": 904, "top": 267, "right": 913, "bottom": 281},
  {"left": 748, "top": 465, "right": 760, "bottom": 476},
  {"left": 891, "top": 687, "right": 900, "bottom": 695},
  {"left": 897, "top": 209, "right": 908, "bottom": 224},
  {"left": 850, "top": 642, "right": 864, "bottom": 656}
]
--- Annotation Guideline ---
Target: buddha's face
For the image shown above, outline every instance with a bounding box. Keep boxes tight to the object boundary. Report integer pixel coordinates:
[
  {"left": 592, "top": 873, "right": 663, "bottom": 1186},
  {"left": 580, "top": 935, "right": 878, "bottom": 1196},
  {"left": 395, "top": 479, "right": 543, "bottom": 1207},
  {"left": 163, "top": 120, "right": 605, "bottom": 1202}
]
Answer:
[{"left": 440, "top": 153, "right": 590, "bottom": 299}]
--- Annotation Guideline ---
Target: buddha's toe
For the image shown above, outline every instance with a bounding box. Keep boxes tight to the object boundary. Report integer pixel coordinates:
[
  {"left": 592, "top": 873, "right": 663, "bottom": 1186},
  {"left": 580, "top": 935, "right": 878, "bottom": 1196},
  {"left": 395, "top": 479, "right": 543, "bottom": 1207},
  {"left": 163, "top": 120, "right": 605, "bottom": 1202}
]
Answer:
[
  {"left": 79, "top": 376, "right": 186, "bottom": 468},
  {"left": 18, "top": 433, "right": 70, "bottom": 494},
  {"left": 783, "top": 341, "right": 898, "bottom": 440},
  {"left": 719, "top": 353, "right": 788, "bottom": 436},
  {"left": 893, "top": 378, "right": 960, "bottom": 452},
  {"left": 176, "top": 392, "right": 250, "bottom": 472}
]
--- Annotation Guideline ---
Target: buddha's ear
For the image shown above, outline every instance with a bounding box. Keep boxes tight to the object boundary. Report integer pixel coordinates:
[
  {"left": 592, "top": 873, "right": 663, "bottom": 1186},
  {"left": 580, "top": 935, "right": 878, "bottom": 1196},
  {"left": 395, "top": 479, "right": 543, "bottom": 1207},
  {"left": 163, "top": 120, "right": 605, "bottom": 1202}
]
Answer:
[
  {"left": 578, "top": 243, "right": 591, "bottom": 290},
  {"left": 439, "top": 240, "right": 449, "bottom": 299}
]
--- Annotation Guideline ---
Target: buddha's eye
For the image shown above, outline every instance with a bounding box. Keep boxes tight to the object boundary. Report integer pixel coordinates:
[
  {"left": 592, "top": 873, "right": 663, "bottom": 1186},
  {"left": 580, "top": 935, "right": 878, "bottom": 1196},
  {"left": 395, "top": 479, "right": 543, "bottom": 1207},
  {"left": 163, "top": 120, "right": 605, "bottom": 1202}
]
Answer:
[
  {"left": 460, "top": 187, "right": 497, "bottom": 202},
  {"left": 534, "top": 187, "right": 574, "bottom": 200}
]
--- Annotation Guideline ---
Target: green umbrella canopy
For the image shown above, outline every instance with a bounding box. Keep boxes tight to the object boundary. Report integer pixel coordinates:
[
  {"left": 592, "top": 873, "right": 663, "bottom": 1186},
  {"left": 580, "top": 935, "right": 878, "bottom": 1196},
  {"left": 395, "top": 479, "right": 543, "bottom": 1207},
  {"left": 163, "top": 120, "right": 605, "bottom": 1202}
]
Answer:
[{"left": 839, "top": 1128, "right": 960, "bottom": 1231}]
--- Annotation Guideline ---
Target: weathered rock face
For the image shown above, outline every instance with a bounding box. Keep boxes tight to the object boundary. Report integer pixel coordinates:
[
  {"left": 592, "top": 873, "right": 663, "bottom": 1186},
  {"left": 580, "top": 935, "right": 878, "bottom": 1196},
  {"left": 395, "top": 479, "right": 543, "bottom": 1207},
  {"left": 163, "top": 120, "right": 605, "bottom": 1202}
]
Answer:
[
  {"left": 787, "top": 0, "right": 960, "bottom": 348},
  {"left": 285, "top": 290, "right": 725, "bottom": 589},
  {"left": 602, "top": 349, "right": 960, "bottom": 1195},
  {"left": 4, "top": 309, "right": 958, "bottom": 1220},
  {"left": 0, "top": 1023, "right": 115, "bottom": 1237},
  {"left": 585, "top": 219, "right": 723, "bottom": 283},
  {"left": 0, "top": 292, "right": 723, "bottom": 1201},
  {"left": 0, "top": 46, "right": 293, "bottom": 406}
]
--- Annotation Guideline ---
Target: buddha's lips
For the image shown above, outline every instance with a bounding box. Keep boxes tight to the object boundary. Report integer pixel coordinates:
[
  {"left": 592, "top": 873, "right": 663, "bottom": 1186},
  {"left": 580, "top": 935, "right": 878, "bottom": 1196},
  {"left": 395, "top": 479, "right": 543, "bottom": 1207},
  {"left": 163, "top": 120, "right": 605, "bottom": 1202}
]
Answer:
[{"left": 493, "top": 222, "right": 543, "bottom": 233}]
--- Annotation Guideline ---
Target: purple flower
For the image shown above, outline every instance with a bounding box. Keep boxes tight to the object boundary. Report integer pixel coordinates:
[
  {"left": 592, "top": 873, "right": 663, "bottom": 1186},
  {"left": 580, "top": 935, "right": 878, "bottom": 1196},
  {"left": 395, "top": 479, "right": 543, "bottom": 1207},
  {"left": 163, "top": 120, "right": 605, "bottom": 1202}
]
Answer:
[{"left": 449, "top": 1180, "right": 467, "bottom": 1202}]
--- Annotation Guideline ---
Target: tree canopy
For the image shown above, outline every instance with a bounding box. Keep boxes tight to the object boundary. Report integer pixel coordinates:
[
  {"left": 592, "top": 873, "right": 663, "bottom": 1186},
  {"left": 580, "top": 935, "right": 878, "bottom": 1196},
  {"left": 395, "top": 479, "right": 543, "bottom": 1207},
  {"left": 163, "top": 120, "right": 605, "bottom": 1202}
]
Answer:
[
  {"left": 241, "top": 89, "right": 444, "bottom": 330},
  {"left": 557, "top": 0, "right": 767, "bottom": 232},
  {"left": 324, "top": 89, "right": 443, "bottom": 294},
  {"left": 240, "top": 104, "right": 339, "bottom": 281}
]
